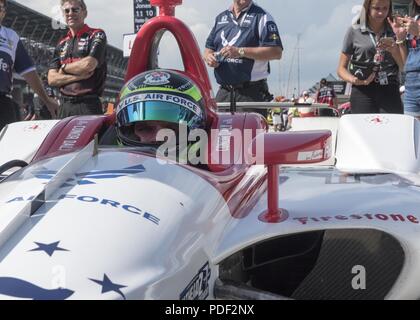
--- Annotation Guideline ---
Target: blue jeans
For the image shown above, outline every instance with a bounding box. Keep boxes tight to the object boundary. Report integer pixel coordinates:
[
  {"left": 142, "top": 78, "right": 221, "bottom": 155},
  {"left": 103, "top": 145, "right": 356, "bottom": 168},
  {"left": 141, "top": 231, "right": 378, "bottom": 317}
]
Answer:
[{"left": 404, "top": 72, "right": 420, "bottom": 116}]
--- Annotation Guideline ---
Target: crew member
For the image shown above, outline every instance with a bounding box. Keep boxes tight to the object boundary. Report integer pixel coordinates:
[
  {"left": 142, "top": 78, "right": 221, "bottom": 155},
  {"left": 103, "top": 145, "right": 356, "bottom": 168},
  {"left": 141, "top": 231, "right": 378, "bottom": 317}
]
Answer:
[
  {"left": 48, "top": 0, "right": 107, "bottom": 118},
  {"left": 204, "top": 0, "right": 283, "bottom": 117},
  {"left": 0, "top": 0, "right": 58, "bottom": 130}
]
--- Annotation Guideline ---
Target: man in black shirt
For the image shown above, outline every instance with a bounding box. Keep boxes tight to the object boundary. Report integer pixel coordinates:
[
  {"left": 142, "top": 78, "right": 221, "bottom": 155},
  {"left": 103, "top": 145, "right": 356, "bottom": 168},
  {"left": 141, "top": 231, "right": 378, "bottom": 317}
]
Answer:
[{"left": 48, "top": 0, "right": 107, "bottom": 118}]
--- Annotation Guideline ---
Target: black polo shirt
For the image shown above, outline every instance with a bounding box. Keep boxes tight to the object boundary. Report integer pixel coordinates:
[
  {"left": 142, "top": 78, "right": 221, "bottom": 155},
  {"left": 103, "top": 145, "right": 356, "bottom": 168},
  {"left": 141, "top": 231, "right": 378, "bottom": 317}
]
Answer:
[
  {"left": 342, "top": 24, "right": 399, "bottom": 80},
  {"left": 49, "top": 24, "right": 107, "bottom": 97}
]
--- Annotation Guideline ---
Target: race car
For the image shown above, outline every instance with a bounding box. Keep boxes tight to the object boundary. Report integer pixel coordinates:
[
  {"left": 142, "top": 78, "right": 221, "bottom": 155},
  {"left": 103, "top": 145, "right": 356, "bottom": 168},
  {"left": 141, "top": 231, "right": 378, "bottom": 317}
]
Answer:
[{"left": 0, "top": 0, "right": 419, "bottom": 300}]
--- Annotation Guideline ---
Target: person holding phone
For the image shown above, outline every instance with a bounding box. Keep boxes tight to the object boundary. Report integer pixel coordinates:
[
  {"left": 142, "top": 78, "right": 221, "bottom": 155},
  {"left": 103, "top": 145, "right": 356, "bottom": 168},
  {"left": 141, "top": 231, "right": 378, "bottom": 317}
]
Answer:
[
  {"left": 390, "top": 0, "right": 420, "bottom": 118},
  {"left": 337, "top": 0, "right": 404, "bottom": 114}
]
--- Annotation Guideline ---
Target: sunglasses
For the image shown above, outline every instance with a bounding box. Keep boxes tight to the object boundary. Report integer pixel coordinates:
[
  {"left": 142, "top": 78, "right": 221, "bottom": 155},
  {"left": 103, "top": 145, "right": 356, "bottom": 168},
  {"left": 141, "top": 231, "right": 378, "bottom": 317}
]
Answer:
[{"left": 63, "top": 7, "right": 82, "bottom": 14}]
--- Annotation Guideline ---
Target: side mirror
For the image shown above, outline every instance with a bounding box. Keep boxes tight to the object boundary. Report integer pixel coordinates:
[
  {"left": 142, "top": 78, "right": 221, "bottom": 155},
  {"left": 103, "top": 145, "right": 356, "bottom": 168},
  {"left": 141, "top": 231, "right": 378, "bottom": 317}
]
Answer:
[{"left": 252, "top": 130, "right": 332, "bottom": 223}]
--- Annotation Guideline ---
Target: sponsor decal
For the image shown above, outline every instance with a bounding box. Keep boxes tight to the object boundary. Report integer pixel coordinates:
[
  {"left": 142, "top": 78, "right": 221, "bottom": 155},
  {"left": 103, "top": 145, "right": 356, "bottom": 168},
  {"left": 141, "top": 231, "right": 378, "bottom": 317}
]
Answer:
[
  {"left": 293, "top": 213, "right": 419, "bottom": 226},
  {"left": 365, "top": 115, "right": 390, "bottom": 125},
  {"left": 32, "top": 165, "right": 146, "bottom": 186},
  {"left": 60, "top": 42, "right": 69, "bottom": 58},
  {"left": 23, "top": 123, "right": 48, "bottom": 132},
  {"left": 89, "top": 274, "right": 127, "bottom": 300},
  {"left": 144, "top": 71, "right": 171, "bottom": 85},
  {"left": 93, "top": 31, "right": 106, "bottom": 41},
  {"left": 118, "top": 93, "right": 202, "bottom": 116},
  {"left": 180, "top": 262, "right": 211, "bottom": 300},
  {"left": 78, "top": 37, "right": 89, "bottom": 51},
  {"left": 216, "top": 129, "right": 232, "bottom": 152},
  {"left": 0, "top": 36, "right": 14, "bottom": 50},
  {"left": 270, "top": 33, "right": 280, "bottom": 41},
  {"left": 216, "top": 120, "right": 233, "bottom": 152},
  {"left": 242, "top": 19, "right": 252, "bottom": 27},
  {"left": 218, "top": 15, "right": 229, "bottom": 24},
  {"left": 6, "top": 194, "right": 160, "bottom": 225},
  {"left": 29, "top": 241, "right": 69, "bottom": 257},
  {"left": 59, "top": 122, "right": 88, "bottom": 151},
  {"left": 0, "top": 277, "right": 74, "bottom": 300},
  {"left": 297, "top": 150, "right": 323, "bottom": 161},
  {"left": 224, "top": 58, "right": 244, "bottom": 64},
  {"left": 324, "top": 137, "right": 332, "bottom": 160},
  {"left": 268, "top": 24, "right": 278, "bottom": 33},
  {"left": 0, "top": 58, "right": 9, "bottom": 72}
]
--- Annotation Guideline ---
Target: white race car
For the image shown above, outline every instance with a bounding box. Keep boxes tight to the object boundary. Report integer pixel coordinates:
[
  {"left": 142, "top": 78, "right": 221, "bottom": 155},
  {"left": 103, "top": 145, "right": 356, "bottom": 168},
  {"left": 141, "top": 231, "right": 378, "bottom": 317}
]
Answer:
[{"left": 0, "top": 0, "right": 419, "bottom": 300}]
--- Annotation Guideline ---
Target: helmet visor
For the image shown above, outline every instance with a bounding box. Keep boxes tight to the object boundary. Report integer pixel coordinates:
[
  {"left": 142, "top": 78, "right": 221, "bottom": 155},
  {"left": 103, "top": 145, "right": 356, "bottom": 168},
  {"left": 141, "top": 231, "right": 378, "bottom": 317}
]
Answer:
[{"left": 117, "top": 100, "right": 201, "bottom": 127}]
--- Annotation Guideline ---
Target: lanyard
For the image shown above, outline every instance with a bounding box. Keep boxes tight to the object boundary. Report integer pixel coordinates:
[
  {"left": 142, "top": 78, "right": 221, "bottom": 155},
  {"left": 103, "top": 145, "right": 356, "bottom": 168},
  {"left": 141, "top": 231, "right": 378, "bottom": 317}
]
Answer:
[
  {"left": 369, "top": 33, "right": 378, "bottom": 47},
  {"left": 369, "top": 31, "right": 387, "bottom": 48}
]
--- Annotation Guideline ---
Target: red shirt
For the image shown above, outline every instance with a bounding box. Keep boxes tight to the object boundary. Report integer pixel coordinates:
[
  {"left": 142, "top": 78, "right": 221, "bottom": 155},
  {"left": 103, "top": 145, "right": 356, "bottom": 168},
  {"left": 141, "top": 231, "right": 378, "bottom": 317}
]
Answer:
[{"left": 316, "top": 86, "right": 336, "bottom": 107}]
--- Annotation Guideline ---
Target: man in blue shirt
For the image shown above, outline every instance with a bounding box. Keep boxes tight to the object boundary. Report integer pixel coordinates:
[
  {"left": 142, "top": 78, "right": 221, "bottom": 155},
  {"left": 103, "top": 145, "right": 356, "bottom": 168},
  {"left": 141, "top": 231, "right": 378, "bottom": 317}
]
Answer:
[
  {"left": 0, "top": 0, "right": 58, "bottom": 131},
  {"left": 204, "top": 0, "right": 283, "bottom": 115}
]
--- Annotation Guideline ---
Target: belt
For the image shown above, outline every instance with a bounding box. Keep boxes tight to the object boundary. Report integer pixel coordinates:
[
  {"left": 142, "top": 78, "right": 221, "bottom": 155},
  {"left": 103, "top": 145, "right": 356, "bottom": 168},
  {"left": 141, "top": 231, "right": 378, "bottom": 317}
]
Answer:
[
  {"left": 221, "top": 79, "right": 267, "bottom": 90},
  {"left": 61, "top": 95, "right": 100, "bottom": 103}
]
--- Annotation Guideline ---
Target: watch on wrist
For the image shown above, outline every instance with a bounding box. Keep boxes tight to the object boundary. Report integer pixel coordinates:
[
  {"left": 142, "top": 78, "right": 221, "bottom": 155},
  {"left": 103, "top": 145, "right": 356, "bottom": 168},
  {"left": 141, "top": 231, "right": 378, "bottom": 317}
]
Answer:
[{"left": 238, "top": 47, "right": 245, "bottom": 57}]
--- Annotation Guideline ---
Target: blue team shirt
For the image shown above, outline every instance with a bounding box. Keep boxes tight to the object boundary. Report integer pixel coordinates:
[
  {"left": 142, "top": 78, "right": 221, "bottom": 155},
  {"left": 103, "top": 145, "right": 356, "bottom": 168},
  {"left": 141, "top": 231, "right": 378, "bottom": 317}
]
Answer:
[
  {"left": 205, "top": 2, "right": 283, "bottom": 86},
  {"left": 0, "top": 25, "right": 35, "bottom": 94}
]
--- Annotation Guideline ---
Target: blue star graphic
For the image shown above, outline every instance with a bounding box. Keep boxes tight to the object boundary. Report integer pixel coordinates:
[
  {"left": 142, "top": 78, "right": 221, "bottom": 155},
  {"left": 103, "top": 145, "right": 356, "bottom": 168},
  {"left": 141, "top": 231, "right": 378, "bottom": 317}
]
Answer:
[
  {"left": 89, "top": 274, "right": 127, "bottom": 300},
  {"left": 29, "top": 241, "right": 69, "bottom": 257}
]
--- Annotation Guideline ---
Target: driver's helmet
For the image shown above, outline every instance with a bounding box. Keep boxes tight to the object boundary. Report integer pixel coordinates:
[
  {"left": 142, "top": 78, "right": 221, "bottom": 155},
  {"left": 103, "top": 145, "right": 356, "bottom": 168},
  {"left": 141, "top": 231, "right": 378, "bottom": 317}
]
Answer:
[{"left": 116, "top": 69, "right": 206, "bottom": 147}]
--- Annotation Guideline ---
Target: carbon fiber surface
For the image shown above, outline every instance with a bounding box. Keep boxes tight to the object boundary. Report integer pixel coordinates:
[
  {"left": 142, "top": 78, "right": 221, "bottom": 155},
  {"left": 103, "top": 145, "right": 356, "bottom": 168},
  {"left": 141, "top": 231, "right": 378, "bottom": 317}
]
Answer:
[{"left": 292, "top": 229, "right": 404, "bottom": 300}]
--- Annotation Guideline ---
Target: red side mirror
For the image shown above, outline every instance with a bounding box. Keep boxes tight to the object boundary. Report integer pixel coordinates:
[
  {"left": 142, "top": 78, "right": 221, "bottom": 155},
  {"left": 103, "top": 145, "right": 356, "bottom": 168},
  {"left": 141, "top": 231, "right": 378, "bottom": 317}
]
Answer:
[{"left": 252, "top": 130, "right": 332, "bottom": 223}]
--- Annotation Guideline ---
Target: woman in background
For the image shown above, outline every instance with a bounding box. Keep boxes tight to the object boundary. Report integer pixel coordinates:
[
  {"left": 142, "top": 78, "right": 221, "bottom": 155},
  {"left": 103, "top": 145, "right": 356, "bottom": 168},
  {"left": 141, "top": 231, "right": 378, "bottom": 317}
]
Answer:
[
  {"left": 391, "top": 1, "right": 420, "bottom": 118},
  {"left": 337, "top": 0, "right": 404, "bottom": 114}
]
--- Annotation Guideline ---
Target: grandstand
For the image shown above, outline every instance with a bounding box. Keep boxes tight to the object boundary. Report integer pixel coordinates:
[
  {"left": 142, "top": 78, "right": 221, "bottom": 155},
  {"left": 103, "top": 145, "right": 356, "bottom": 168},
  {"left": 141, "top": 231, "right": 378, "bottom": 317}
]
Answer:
[{"left": 2, "top": 0, "right": 127, "bottom": 104}]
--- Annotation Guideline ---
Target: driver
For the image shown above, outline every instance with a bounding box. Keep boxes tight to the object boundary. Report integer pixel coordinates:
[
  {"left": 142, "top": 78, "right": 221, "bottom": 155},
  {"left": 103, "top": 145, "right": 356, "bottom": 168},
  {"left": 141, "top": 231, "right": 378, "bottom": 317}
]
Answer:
[{"left": 116, "top": 69, "right": 207, "bottom": 162}]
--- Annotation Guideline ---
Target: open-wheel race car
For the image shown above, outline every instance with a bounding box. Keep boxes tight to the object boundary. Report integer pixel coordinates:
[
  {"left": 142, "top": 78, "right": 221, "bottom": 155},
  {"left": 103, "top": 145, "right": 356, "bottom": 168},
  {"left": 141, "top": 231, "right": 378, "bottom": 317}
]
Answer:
[{"left": 0, "top": 0, "right": 419, "bottom": 300}]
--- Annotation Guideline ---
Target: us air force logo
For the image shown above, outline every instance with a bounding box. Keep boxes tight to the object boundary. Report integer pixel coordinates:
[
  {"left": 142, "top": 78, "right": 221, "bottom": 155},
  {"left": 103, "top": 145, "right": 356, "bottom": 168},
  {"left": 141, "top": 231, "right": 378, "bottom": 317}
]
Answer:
[
  {"left": 221, "top": 30, "right": 241, "bottom": 47},
  {"left": 144, "top": 71, "right": 171, "bottom": 85}
]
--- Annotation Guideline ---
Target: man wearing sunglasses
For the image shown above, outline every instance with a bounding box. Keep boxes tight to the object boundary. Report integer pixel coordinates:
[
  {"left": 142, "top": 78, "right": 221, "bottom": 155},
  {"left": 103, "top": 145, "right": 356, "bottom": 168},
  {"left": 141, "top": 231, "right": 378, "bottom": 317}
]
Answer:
[
  {"left": 48, "top": 0, "right": 107, "bottom": 118},
  {"left": 0, "top": 0, "right": 58, "bottom": 131}
]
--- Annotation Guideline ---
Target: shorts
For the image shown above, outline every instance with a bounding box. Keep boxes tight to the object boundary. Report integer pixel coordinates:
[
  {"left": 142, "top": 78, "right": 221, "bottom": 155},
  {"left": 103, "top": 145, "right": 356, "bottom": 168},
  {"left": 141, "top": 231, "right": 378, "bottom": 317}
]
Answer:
[{"left": 404, "top": 72, "right": 420, "bottom": 117}]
